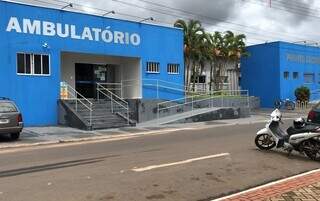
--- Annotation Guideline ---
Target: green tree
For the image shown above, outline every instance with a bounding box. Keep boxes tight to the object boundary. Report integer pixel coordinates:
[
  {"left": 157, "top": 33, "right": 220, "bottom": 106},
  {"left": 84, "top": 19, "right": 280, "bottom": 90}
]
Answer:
[
  {"left": 295, "top": 86, "right": 310, "bottom": 102},
  {"left": 174, "top": 19, "right": 205, "bottom": 90}
]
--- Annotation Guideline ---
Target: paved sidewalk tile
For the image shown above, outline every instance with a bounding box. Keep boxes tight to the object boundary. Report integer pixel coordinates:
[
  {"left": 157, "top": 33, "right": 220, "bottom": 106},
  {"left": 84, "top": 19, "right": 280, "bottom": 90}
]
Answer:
[
  {"left": 265, "top": 182, "right": 320, "bottom": 201},
  {"left": 218, "top": 170, "right": 320, "bottom": 201}
]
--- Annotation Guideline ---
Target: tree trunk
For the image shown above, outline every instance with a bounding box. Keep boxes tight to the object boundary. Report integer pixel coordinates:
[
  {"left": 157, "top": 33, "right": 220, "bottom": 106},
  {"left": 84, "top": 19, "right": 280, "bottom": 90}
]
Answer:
[
  {"left": 213, "top": 59, "right": 221, "bottom": 91},
  {"left": 192, "top": 60, "right": 196, "bottom": 92},
  {"left": 209, "top": 61, "right": 213, "bottom": 92},
  {"left": 185, "top": 58, "right": 190, "bottom": 91}
]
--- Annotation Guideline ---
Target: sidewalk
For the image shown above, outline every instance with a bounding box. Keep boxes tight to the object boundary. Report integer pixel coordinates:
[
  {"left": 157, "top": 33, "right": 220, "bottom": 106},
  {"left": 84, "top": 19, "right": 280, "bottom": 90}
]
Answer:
[
  {"left": 0, "top": 109, "right": 304, "bottom": 149},
  {"left": 214, "top": 169, "right": 320, "bottom": 201}
]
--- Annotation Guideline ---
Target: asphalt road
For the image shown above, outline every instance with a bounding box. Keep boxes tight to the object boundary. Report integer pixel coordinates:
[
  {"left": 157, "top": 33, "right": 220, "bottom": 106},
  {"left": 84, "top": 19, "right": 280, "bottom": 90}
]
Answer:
[{"left": 0, "top": 121, "right": 319, "bottom": 201}]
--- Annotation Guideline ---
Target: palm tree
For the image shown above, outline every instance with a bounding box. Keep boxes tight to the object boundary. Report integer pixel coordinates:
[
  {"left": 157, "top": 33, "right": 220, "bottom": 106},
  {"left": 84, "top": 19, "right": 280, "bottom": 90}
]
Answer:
[
  {"left": 207, "top": 31, "right": 223, "bottom": 91},
  {"left": 209, "top": 31, "right": 248, "bottom": 90},
  {"left": 174, "top": 19, "right": 204, "bottom": 90}
]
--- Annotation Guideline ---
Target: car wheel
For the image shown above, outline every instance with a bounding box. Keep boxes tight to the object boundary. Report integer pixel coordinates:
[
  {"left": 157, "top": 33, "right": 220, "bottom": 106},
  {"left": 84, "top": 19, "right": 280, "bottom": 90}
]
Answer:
[{"left": 10, "top": 133, "right": 20, "bottom": 140}]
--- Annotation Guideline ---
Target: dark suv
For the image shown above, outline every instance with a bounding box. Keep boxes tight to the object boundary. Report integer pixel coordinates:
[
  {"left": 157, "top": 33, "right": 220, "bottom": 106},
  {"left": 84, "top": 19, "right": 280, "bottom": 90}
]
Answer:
[{"left": 0, "top": 98, "right": 23, "bottom": 140}]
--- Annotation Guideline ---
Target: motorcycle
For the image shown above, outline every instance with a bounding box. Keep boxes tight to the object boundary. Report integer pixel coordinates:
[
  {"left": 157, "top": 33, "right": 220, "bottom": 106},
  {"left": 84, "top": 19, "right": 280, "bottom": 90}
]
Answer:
[{"left": 255, "top": 109, "right": 320, "bottom": 161}]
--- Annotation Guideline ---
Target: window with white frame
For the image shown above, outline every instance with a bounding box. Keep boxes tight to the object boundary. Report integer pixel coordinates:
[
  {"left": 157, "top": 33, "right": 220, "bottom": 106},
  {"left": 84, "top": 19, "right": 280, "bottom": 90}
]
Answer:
[
  {"left": 167, "top": 64, "right": 179, "bottom": 74},
  {"left": 17, "top": 53, "right": 50, "bottom": 75},
  {"left": 304, "top": 73, "right": 315, "bottom": 84},
  {"left": 146, "top": 62, "right": 160, "bottom": 73}
]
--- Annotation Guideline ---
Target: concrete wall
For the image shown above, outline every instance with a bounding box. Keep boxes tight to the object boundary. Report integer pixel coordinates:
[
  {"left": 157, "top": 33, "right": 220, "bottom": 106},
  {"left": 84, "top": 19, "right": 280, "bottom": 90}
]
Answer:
[
  {"left": 186, "top": 60, "right": 239, "bottom": 92},
  {"left": 128, "top": 96, "right": 260, "bottom": 123}
]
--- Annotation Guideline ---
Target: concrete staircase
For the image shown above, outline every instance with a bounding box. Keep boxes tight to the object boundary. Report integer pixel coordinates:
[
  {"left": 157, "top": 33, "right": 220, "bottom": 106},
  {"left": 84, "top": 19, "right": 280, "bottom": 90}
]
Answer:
[{"left": 63, "top": 99, "right": 130, "bottom": 130}]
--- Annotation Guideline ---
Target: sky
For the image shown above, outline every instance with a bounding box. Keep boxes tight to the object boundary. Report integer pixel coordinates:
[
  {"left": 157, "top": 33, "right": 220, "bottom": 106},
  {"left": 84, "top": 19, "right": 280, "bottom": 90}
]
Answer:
[{"left": 7, "top": 0, "right": 320, "bottom": 46}]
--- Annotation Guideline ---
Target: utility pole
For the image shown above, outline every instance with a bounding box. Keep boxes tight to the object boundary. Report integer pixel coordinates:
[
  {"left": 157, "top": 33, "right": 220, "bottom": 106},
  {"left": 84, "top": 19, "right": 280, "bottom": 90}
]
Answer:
[{"left": 269, "top": 0, "right": 272, "bottom": 7}]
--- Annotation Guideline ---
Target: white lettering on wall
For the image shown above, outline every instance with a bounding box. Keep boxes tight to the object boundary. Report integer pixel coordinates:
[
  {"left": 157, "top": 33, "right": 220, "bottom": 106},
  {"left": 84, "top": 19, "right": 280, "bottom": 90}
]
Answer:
[
  {"left": 23, "top": 19, "right": 41, "bottom": 35},
  {"left": 42, "top": 21, "right": 56, "bottom": 36},
  {"left": 81, "top": 27, "right": 93, "bottom": 41},
  {"left": 57, "top": 23, "right": 69, "bottom": 38},
  {"left": 6, "top": 17, "right": 22, "bottom": 33},
  {"left": 5, "top": 17, "right": 141, "bottom": 46},
  {"left": 287, "top": 53, "right": 320, "bottom": 65}
]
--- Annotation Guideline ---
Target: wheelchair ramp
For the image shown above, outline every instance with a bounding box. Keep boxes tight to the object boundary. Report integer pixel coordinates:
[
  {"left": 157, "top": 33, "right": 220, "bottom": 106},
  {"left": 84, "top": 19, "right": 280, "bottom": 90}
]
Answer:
[{"left": 137, "top": 107, "right": 223, "bottom": 127}]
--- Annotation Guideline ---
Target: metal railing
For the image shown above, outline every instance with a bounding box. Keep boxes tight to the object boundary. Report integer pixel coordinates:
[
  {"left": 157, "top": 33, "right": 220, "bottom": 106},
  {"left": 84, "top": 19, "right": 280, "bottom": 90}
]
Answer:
[
  {"left": 108, "top": 79, "right": 217, "bottom": 99},
  {"left": 96, "top": 83, "right": 129, "bottom": 125},
  {"left": 98, "top": 82, "right": 123, "bottom": 97},
  {"left": 60, "top": 82, "right": 93, "bottom": 126},
  {"left": 157, "top": 90, "right": 250, "bottom": 122}
]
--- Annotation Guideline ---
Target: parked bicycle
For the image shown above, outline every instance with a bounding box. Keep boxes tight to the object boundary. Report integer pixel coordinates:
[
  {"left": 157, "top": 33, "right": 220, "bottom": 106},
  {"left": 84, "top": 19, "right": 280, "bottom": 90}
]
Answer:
[{"left": 274, "top": 99, "right": 295, "bottom": 110}]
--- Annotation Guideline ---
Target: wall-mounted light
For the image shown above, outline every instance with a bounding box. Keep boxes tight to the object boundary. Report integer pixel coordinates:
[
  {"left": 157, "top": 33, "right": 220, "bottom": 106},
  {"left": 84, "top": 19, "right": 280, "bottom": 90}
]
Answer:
[
  {"left": 139, "top": 17, "right": 154, "bottom": 23},
  {"left": 42, "top": 42, "right": 50, "bottom": 49},
  {"left": 61, "top": 3, "right": 73, "bottom": 10},
  {"left": 103, "top": 10, "right": 115, "bottom": 16}
]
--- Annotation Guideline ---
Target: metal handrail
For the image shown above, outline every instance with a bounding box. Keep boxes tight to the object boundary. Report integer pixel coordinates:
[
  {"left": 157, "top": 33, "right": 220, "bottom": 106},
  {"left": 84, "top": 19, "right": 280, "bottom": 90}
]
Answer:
[
  {"left": 96, "top": 83, "right": 129, "bottom": 125},
  {"left": 97, "top": 83, "right": 128, "bottom": 106},
  {"left": 157, "top": 89, "right": 250, "bottom": 123},
  {"left": 62, "top": 82, "right": 93, "bottom": 126},
  {"left": 97, "top": 82, "right": 123, "bottom": 97}
]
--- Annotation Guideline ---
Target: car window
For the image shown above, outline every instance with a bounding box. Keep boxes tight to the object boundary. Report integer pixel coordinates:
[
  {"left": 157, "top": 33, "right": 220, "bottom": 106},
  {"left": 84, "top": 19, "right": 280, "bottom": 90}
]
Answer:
[{"left": 0, "top": 102, "right": 17, "bottom": 113}]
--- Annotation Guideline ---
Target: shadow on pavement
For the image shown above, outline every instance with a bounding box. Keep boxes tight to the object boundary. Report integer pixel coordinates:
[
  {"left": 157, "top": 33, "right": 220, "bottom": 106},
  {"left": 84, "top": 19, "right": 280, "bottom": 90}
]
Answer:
[
  {"left": 252, "top": 148, "right": 316, "bottom": 162},
  {"left": 0, "top": 155, "right": 120, "bottom": 178},
  {"left": 0, "top": 134, "right": 17, "bottom": 143}
]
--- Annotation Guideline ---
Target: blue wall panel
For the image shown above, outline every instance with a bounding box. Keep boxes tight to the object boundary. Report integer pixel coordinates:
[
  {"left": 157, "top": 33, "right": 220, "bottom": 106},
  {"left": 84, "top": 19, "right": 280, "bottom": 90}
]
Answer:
[
  {"left": 0, "top": 1, "right": 184, "bottom": 126},
  {"left": 241, "top": 41, "right": 320, "bottom": 108},
  {"left": 241, "top": 42, "right": 280, "bottom": 108},
  {"left": 279, "top": 42, "right": 320, "bottom": 102}
]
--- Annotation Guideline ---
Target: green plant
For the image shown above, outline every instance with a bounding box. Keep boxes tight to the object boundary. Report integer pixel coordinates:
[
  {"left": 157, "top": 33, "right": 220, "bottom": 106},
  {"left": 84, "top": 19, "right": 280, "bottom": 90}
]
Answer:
[{"left": 294, "top": 86, "right": 310, "bottom": 102}]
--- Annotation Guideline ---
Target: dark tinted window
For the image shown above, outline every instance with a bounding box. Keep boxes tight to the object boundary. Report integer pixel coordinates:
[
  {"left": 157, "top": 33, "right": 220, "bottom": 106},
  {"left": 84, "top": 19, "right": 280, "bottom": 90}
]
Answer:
[
  {"left": 17, "top": 53, "right": 25, "bottom": 74},
  {"left": 0, "top": 102, "right": 17, "bottom": 113},
  {"left": 42, "top": 55, "right": 49, "bottom": 74},
  {"left": 25, "top": 54, "right": 31, "bottom": 74},
  {"left": 34, "top": 54, "right": 42, "bottom": 74},
  {"left": 17, "top": 53, "right": 50, "bottom": 75}
]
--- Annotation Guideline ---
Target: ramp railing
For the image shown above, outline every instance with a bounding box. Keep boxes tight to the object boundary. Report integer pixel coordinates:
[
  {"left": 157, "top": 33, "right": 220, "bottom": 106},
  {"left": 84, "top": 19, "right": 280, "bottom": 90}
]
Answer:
[
  {"left": 97, "top": 83, "right": 129, "bottom": 125},
  {"left": 157, "top": 90, "right": 249, "bottom": 122}
]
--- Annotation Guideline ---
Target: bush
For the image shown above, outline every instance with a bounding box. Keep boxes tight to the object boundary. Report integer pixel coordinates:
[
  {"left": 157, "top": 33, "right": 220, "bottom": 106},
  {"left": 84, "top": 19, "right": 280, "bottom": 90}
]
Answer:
[{"left": 294, "top": 86, "right": 310, "bottom": 102}]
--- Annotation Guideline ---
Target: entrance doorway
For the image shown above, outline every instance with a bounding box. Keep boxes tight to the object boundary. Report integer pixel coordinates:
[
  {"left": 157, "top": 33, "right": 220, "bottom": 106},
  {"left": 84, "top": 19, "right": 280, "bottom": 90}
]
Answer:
[
  {"left": 61, "top": 52, "right": 142, "bottom": 99},
  {"left": 75, "top": 63, "right": 115, "bottom": 98}
]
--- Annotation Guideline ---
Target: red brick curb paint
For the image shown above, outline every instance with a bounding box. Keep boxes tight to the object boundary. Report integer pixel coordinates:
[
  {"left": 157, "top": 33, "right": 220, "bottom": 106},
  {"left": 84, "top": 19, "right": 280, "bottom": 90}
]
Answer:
[{"left": 213, "top": 170, "right": 320, "bottom": 201}]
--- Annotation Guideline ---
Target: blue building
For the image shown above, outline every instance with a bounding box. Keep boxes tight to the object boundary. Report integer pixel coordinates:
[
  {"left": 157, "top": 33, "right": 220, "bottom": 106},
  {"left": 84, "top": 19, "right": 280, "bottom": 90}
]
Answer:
[
  {"left": 241, "top": 41, "right": 320, "bottom": 108},
  {"left": 0, "top": 1, "right": 184, "bottom": 126}
]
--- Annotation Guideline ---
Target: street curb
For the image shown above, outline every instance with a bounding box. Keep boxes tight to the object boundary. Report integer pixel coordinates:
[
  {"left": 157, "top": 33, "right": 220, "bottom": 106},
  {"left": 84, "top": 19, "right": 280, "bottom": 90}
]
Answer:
[
  {"left": 211, "top": 168, "right": 320, "bottom": 201},
  {"left": 0, "top": 127, "right": 197, "bottom": 150},
  {"left": 0, "top": 117, "right": 296, "bottom": 150}
]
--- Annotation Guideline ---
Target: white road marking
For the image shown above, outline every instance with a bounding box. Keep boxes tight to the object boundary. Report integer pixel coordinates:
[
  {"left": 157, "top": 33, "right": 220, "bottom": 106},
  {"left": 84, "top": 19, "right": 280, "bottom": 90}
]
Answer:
[
  {"left": 211, "top": 168, "right": 320, "bottom": 201},
  {"left": 132, "top": 153, "right": 230, "bottom": 172}
]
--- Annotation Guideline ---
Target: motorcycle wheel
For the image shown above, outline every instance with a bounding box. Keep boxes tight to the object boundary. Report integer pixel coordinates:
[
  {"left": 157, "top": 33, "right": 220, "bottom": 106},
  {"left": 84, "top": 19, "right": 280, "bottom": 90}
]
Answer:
[
  {"left": 301, "top": 140, "right": 320, "bottom": 161},
  {"left": 255, "top": 134, "right": 276, "bottom": 150}
]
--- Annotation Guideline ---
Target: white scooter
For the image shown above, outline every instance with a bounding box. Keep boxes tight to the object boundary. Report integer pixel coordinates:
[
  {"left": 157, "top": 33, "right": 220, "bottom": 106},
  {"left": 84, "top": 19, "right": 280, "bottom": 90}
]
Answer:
[{"left": 255, "top": 109, "right": 320, "bottom": 160}]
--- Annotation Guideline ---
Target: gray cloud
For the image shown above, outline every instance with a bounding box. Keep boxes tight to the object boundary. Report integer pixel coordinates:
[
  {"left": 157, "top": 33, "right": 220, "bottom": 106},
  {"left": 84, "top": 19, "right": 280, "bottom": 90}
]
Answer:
[
  {"left": 272, "top": 0, "right": 315, "bottom": 24},
  {"left": 168, "top": 0, "right": 237, "bottom": 24}
]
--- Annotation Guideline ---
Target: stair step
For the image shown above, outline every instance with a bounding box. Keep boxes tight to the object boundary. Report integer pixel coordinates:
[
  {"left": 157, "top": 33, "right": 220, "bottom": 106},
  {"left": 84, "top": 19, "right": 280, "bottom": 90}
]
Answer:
[
  {"left": 92, "top": 123, "right": 128, "bottom": 130},
  {"left": 90, "top": 117, "right": 127, "bottom": 123},
  {"left": 63, "top": 99, "right": 132, "bottom": 130}
]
